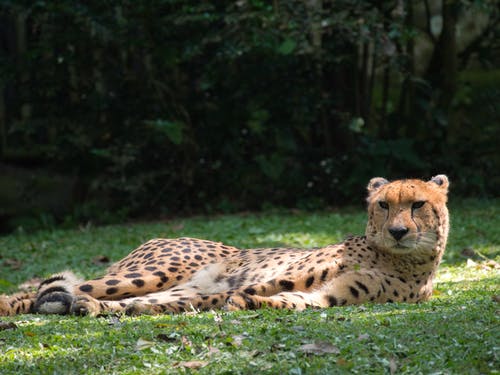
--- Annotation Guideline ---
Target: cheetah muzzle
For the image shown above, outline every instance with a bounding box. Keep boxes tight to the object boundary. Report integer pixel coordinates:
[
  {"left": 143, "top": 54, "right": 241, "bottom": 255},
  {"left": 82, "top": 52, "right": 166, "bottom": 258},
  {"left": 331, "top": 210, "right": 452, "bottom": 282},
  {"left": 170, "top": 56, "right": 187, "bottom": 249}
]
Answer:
[{"left": 0, "top": 175, "right": 450, "bottom": 316}]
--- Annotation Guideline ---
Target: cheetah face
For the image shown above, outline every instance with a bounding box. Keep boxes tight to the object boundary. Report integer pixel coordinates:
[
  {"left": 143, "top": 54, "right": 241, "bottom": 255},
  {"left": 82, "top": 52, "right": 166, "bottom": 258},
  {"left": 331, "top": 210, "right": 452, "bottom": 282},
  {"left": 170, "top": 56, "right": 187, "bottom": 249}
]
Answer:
[{"left": 365, "top": 175, "right": 449, "bottom": 255}]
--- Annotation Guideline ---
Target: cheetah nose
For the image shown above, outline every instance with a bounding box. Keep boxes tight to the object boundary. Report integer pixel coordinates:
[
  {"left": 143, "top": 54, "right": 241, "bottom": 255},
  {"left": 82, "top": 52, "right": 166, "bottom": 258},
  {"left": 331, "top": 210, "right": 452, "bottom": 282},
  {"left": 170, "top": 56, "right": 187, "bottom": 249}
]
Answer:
[{"left": 388, "top": 226, "right": 409, "bottom": 241}]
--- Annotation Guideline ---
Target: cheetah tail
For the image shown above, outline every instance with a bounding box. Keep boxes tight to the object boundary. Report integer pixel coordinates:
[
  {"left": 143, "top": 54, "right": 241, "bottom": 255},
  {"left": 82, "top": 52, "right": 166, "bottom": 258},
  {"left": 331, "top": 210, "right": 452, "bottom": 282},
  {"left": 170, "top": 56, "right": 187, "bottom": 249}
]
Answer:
[{"left": 34, "top": 271, "right": 82, "bottom": 315}]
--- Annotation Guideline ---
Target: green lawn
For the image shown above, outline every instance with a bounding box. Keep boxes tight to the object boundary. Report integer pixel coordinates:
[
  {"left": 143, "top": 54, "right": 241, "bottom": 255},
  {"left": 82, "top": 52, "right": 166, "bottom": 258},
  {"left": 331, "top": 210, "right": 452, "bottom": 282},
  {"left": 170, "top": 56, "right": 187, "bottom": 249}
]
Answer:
[{"left": 0, "top": 199, "right": 499, "bottom": 374}]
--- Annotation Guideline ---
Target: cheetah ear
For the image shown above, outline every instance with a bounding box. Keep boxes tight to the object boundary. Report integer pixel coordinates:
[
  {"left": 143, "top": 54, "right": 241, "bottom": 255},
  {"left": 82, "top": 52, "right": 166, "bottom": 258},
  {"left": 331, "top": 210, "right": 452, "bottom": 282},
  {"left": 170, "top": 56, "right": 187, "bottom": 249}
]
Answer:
[
  {"left": 367, "top": 177, "right": 389, "bottom": 194},
  {"left": 429, "top": 174, "right": 449, "bottom": 193}
]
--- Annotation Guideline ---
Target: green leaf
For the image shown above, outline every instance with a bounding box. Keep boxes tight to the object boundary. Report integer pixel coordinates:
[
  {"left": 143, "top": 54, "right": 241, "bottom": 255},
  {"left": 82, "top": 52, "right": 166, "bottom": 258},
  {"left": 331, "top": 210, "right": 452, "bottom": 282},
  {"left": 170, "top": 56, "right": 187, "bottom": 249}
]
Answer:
[
  {"left": 146, "top": 120, "right": 184, "bottom": 145},
  {"left": 277, "top": 38, "right": 296, "bottom": 55}
]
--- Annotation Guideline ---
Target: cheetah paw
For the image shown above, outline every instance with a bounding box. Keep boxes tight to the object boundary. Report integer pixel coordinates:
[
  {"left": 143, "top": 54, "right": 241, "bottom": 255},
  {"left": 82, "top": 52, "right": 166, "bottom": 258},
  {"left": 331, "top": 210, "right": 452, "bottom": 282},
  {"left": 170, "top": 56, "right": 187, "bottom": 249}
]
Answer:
[
  {"left": 124, "top": 301, "right": 164, "bottom": 316},
  {"left": 70, "top": 295, "right": 101, "bottom": 316},
  {"left": 225, "top": 294, "right": 255, "bottom": 311}
]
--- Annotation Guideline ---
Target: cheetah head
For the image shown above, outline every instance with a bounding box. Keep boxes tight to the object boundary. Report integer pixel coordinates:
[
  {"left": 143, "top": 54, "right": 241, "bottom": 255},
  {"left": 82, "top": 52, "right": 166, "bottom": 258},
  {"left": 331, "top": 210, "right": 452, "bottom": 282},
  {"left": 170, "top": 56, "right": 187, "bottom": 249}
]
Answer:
[{"left": 365, "top": 175, "right": 449, "bottom": 255}]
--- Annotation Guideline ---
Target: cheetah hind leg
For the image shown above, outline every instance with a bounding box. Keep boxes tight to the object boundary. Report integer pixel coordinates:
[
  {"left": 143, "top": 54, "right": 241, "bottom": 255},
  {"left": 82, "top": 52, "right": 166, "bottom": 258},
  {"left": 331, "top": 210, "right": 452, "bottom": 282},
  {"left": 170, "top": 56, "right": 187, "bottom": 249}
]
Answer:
[{"left": 0, "top": 292, "right": 36, "bottom": 316}]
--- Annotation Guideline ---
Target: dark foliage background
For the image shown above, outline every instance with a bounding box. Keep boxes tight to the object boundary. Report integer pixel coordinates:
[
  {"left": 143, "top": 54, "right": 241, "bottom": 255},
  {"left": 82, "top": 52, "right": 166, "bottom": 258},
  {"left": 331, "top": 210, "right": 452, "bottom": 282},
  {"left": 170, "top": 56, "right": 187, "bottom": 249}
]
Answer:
[{"left": 0, "top": 0, "right": 499, "bottom": 231}]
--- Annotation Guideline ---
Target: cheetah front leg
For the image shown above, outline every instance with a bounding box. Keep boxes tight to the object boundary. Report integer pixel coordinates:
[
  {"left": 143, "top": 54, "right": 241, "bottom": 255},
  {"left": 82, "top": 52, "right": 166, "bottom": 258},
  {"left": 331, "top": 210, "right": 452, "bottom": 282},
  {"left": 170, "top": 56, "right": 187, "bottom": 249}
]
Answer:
[
  {"left": 225, "top": 291, "right": 327, "bottom": 311},
  {"left": 67, "top": 287, "right": 226, "bottom": 316},
  {"left": 226, "top": 271, "right": 392, "bottom": 311}
]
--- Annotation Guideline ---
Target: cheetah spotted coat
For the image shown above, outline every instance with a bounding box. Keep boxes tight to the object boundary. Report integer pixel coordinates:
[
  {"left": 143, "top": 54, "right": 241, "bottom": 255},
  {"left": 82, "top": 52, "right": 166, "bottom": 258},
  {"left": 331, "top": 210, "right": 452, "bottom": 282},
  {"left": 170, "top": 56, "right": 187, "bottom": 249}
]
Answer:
[{"left": 0, "top": 175, "right": 449, "bottom": 316}]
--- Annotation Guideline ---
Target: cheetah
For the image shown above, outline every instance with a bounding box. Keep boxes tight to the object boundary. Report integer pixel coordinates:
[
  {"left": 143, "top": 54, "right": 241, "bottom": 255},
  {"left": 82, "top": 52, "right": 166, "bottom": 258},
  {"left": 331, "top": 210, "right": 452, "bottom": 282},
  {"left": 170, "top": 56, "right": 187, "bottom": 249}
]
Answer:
[{"left": 0, "top": 175, "right": 449, "bottom": 316}]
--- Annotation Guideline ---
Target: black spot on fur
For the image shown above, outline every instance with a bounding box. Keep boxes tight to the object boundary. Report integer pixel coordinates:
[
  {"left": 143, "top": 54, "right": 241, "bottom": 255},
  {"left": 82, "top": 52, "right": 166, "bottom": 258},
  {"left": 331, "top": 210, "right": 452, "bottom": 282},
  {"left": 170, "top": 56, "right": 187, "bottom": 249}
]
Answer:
[
  {"left": 279, "top": 280, "right": 295, "bottom": 290},
  {"left": 320, "top": 269, "right": 329, "bottom": 281},
  {"left": 244, "top": 287, "right": 256, "bottom": 295},
  {"left": 132, "top": 279, "right": 145, "bottom": 287},
  {"left": 355, "top": 281, "right": 369, "bottom": 294},
  {"left": 125, "top": 273, "right": 142, "bottom": 279},
  {"left": 328, "top": 296, "right": 338, "bottom": 306},
  {"left": 168, "top": 267, "right": 178, "bottom": 273},
  {"left": 305, "top": 276, "right": 315, "bottom": 288},
  {"left": 105, "top": 279, "right": 121, "bottom": 286},
  {"left": 349, "top": 286, "right": 359, "bottom": 298},
  {"left": 106, "top": 287, "right": 118, "bottom": 295},
  {"left": 39, "top": 275, "right": 65, "bottom": 287},
  {"left": 38, "top": 286, "right": 68, "bottom": 299},
  {"left": 79, "top": 284, "right": 94, "bottom": 293}
]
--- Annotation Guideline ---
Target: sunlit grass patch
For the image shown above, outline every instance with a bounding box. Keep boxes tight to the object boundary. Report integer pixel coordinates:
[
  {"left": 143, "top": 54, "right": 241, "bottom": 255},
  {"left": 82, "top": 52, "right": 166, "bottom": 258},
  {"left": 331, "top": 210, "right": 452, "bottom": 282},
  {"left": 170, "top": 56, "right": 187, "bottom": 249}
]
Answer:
[{"left": 0, "top": 199, "right": 498, "bottom": 374}]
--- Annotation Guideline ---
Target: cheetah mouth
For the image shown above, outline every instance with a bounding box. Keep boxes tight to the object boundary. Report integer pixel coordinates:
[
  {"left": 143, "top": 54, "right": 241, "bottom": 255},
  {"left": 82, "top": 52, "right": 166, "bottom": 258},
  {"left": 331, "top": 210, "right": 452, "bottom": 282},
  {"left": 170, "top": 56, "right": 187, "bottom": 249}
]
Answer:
[
  {"left": 387, "top": 240, "right": 416, "bottom": 252},
  {"left": 393, "top": 243, "right": 412, "bottom": 251}
]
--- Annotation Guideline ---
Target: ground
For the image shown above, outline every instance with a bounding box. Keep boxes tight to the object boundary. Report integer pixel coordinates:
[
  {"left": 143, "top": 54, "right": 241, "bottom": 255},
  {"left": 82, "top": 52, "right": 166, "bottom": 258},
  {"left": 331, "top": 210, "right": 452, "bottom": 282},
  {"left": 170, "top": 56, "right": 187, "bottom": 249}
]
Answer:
[{"left": 0, "top": 199, "right": 498, "bottom": 374}]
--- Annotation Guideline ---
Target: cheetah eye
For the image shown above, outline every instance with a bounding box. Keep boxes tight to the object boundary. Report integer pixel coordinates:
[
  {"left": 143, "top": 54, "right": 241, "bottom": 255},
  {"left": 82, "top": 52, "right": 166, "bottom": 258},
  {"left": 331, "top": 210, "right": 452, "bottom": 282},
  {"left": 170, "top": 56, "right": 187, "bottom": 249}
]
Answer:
[
  {"left": 412, "top": 201, "right": 426, "bottom": 210},
  {"left": 378, "top": 201, "right": 389, "bottom": 210}
]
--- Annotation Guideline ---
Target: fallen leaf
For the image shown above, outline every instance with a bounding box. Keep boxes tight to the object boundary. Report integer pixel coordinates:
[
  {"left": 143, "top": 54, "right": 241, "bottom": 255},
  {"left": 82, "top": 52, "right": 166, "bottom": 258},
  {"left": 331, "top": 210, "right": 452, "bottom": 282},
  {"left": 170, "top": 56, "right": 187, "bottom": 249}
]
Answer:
[
  {"left": 336, "top": 358, "right": 351, "bottom": 367},
  {"left": 181, "top": 335, "right": 193, "bottom": 350},
  {"left": 485, "top": 260, "right": 500, "bottom": 269},
  {"left": 271, "top": 343, "right": 287, "bottom": 351},
  {"left": 231, "top": 334, "right": 245, "bottom": 347},
  {"left": 136, "top": 338, "right": 155, "bottom": 351},
  {"left": 24, "top": 331, "right": 36, "bottom": 337},
  {"left": 171, "top": 223, "right": 185, "bottom": 231},
  {"left": 389, "top": 357, "right": 398, "bottom": 375},
  {"left": 107, "top": 315, "right": 123, "bottom": 327},
  {"left": 239, "top": 313, "right": 260, "bottom": 319},
  {"left": 466, "top": 258, "right": 477, "bottom": 268},
  {"left": 156, "top": 333, "right": 177, "bottom": 342},
  {"left": 298, "top": 341, "right": 340, "bottom": 355},
  {"left": 174, "top": 361, "right": 208, "bottom": 369},
  {"left": 357, "top": 333, "right": 370, "bottom": 341},
  {"left": 208, "top": 346, "right": 221, "bottom": 355},
  {"left": 460, "top": 247, "right": 476, "bottom": 258},
  {"left": 3, "top": 259, "right": 23, "bottom": 270},
  {"left": 492, "top": 295, "right": 500, "bottom": 303},
  {"left": 92, "top": 255, "right": 110, "bottom": 265},
  {"left": 0, "top": 322, "right": 17, "bottom": 331}
]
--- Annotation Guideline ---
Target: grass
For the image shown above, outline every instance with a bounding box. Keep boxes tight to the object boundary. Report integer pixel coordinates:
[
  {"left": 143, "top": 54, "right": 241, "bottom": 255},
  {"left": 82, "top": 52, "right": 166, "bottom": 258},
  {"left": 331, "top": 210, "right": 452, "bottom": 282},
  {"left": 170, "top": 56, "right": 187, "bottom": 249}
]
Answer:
[{"left": 0, "top": 199, "right": 499, "bottom": 374}]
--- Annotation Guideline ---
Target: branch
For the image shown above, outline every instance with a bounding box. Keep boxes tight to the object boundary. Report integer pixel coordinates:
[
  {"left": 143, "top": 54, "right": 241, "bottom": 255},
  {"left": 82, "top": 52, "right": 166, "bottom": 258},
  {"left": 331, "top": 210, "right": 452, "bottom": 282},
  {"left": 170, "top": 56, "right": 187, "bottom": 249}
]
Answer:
[
  {"left": 458, "top": 13, "right": 500, "bottom": 69},
  {"left": 423, "top": 0, "right": 437, "bottom": 44}
]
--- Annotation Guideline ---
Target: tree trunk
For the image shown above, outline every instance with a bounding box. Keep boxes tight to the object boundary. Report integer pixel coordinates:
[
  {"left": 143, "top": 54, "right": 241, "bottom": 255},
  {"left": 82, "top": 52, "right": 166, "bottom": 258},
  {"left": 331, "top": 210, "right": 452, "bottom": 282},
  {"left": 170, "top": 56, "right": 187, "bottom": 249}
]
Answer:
[{"left": 425, "top": 0, "right": 458, "bottom": 142}]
